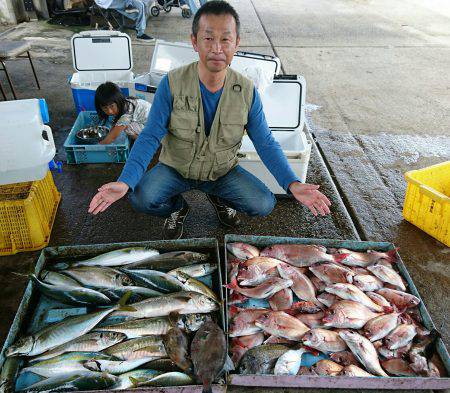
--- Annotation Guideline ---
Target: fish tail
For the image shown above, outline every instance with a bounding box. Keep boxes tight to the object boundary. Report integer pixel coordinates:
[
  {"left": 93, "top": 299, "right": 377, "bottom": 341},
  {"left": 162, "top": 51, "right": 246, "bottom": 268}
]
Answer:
[
  {"left": 29, "top": 274, "right": 42, "bottom": 287},
  {"left": 386, "top": 248, "right": 399, "bottom": 262},
  {"left": 224, "top": 276, "right": 238, "bottom": 290},
  {"left": 229, "top": 305, "right": 241, "bottom": 317},
  {"left": 116, "top": 291, "right": 136, "bottom": 312},
  {"left": 303, "top": 345, "right": 320, "bottom": 356},
  {"left": 202, "top": 380, "right": 212, "bottom": 393},
  {"left": 333, "top": 253, "right": 350, "bottom": 263},
  {"left": 11, "top": 271, "right": 29, "bottom": 278},
  {"left": 53, "top": 262, "right": 70, "bottom": 270}
]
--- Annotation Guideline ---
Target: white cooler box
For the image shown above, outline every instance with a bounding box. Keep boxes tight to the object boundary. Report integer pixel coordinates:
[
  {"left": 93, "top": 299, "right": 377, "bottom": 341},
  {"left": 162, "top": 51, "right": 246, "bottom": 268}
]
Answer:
[
  {"left": 0, "top": 99, "right": 55, "bottom": 185},
  {"left": 130, "top": 40, "right": 281, "bottom": 102},
  {"left": 69, "top": 31, "right": 134, "bottom": 113},
  {"left": 239, "top": 74, "right": 311, "bottom": 194}
]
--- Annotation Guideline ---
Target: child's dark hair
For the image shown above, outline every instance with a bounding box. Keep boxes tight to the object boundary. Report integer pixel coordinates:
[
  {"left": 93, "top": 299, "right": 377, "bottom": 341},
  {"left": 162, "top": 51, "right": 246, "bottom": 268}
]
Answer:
[
  {"left": 95, "top": 82, "right": 135, "bottom": 124},
  {"left": 192, "top": 1, "right": 240, "bottom": 38}
]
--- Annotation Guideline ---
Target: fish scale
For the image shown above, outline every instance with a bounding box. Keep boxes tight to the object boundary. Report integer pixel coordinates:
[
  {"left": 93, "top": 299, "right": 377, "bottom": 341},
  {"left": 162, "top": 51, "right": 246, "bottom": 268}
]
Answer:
[
  {"left": 30, "top": 331, "right": 126, "bottom": 362},
  {"left": 104, "top": 336, "right": 166, "bottom": 360},
  {"left": 110, "top": 291, "right": 218, "bottom": 319},
  {"left": 21, "top": 352, "right": 112, "bottom": 377},
  {"left": 62, "top": 266, "right": 133, "bottom": 288},
  {"left": 96, "top": 317, "right": 179, "bottom": 338}
]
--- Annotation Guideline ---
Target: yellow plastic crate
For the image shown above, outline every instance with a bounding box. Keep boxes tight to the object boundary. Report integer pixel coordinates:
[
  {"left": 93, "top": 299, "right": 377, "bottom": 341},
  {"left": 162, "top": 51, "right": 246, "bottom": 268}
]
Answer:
[
  {"left": 0, "top": 171, "right": 61, "bottom": 255},
  {"left": 403, "top": 161, "right": 450, "bottom": 247}
]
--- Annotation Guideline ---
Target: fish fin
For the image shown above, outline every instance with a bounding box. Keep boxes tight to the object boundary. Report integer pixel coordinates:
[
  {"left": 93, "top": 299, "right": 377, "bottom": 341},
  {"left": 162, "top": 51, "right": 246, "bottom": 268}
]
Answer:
[
  {"left": 333, "top": 253, "right": 350, "bottom": 263},
  {"left": 168, "top": 311, "right": 180, "bottom": 326},
  {"left": 171, "top": 294, "right": 195, "bottom": 304},
  {"left": 224, "top": 276, "right": 238, "bottom": 290},
  {"left": 284, "top": 309, "right": 296, "bottom": 316},
  {"left": 396, "top": 306, "right": 408, "bottom": 314},
  {"left": 118, "top": 290, "right": 133, "bottom": 306},
  {"left": 229, "top": 305, "right": 241, "bottom": 318},
  {"left": 29, "top": 274, "right": 44, "bottom": 287},
  {"left": 53, "top": 262, "right": 69, "bottom": 270},
  {"left": 11, "top": 272, "right": 29, "bottom": 278},
  {"left": 116, "top": 291, "right": 136, "bottom": 312},
  {"left": 202, "top": 380, "right": 212, "bottom": 393},
  {"left": 386, "top": 248, "right": 399, "bottom": 262},
  {"left": 303, "top": 345, "right": 319, "bottom": 356},
  {"left": 129, "top": 376, "right": 144, "bottom": 388},
  {"left": 223, "top": 354, "right": 235, "bottom": 372},
  {"left": 233, "top": 338, "right": 246, "bottom": 348}
]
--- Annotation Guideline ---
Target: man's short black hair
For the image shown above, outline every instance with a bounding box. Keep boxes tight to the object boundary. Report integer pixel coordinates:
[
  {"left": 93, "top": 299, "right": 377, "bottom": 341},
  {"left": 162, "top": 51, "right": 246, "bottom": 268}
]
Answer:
[{"left": 192, "top": 1, "right": 240, "bottom": 38}]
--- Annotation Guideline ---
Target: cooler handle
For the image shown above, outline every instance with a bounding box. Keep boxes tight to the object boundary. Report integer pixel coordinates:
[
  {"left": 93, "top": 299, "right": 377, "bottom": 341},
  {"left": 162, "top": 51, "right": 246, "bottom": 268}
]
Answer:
[{"left": 42, "top": 125, "right": 55, "bottom": 153}]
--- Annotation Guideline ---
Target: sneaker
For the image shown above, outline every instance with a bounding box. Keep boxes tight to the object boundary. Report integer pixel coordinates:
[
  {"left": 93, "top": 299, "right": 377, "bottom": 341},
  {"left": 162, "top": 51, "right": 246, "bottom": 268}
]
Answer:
[
  {"left": 136, "top": 33, "right": 155, "bottom": 41},
  {"left": 206, "top": 194, "right": 241, "bottom": 228},
  {"left": 124, "top": 5, "right": 138, "bottom": 13},
  {"left": 163, "top": 200, "right": 190, "bottom": 240}
]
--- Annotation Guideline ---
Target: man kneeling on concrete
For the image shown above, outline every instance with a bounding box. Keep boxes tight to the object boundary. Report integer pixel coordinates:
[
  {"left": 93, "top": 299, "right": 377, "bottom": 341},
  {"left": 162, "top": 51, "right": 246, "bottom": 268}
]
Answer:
[{"left": 88, "top": 1, "right": 331, "bottom": 239}]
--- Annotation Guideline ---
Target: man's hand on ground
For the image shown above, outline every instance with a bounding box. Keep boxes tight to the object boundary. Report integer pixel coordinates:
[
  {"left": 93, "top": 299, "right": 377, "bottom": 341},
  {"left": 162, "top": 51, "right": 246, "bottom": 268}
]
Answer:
[
  {"left": 289, "top": 181, "right": 331, "bottom": 217},
  {"left": 88, "top": 181, "right": 129, "bottom": 215}
]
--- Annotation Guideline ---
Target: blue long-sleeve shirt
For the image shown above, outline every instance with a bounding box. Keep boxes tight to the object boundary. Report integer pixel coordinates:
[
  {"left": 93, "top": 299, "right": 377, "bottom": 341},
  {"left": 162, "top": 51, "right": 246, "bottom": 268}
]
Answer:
[{"left": 118, "top": 74, "right": 300, "bottom": 191}]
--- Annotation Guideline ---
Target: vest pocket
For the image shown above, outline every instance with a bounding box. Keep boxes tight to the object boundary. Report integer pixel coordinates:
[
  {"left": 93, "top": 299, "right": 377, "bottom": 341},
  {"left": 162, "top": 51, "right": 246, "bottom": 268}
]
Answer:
[
  {"left": 212, "top": 141, "right": 241, "bottom": 179},
  {"left": 169, "top": 111, "right": 198, "bottom": 141},
  {"left": 161, "top": 134, "right": 194, "bottom": 177},
  {"left": 174, "top": 95, "right": 198, "bottom": 112},
  {"left": 218, "top": 108, "right": 247, "bottom": 146}
]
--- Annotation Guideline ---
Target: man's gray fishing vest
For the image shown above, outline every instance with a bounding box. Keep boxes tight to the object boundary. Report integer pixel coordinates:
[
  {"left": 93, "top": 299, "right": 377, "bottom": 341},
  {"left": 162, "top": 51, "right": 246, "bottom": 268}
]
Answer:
[{"left": 159, "top": 62, "right": 254, "bottom": 181}]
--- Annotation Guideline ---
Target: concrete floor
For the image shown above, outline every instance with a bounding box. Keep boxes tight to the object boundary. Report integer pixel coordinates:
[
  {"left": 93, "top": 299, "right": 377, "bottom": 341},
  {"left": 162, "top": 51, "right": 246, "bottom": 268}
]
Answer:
[{"left": 0, "top": 1, "right": 449, "bottom": 392}]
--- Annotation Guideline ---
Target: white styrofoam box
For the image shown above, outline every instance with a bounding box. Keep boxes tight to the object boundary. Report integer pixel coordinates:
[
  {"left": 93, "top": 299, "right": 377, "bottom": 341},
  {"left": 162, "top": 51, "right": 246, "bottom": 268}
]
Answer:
[
  {"left": 0, "top": 99, "right": 55, "bottom": 185},
  {"left": 70, "top": 31, "right": 134, "bottom": 112},
  {"left": 262, "top": 74, "right": 306, "bottom": 132},
  {"left": 231, "top": 51, "right": 281, "bottom": 76},
  {"left": 130, "top": 40, "right": 281, "bottom": 102},
  {"left": 71, "top": 30, "right": 133, "bottom": 82},
  {"left": 238, "top": 75, "right": 309, "bottom": 194},
  {"left": 238, "top": 131, "right": 312, "bottom": 194}
]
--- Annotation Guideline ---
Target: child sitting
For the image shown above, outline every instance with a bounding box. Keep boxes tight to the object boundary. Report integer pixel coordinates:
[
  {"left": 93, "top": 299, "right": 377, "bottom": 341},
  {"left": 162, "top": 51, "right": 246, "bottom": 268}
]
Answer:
[{"left": 95, "top": 82, "right": 151, "bottom": 144}]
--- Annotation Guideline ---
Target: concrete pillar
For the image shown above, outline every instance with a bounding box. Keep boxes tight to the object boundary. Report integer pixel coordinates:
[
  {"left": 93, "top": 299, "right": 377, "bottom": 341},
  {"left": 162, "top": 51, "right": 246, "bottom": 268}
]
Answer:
[
  {"left": 0, "top": 0, "right": 34, "bottom": 24},
  {"left": 32, "top": 0, "right": 49, "bottom": 19},
  {"left": 0, "top": 0, "right": 18, "bottom": 24}
]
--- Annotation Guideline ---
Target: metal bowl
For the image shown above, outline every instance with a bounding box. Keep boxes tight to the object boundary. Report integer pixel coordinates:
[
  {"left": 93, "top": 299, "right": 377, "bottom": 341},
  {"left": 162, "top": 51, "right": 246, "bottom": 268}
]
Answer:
[{"left": 75, "top": 126, "right": 109, "bottom": 145}]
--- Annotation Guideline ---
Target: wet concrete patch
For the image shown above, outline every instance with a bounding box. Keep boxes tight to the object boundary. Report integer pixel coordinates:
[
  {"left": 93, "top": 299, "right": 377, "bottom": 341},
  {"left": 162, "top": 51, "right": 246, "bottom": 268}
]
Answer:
[{"left": 311, "top": 125, "right": 450, "bottom": 345}]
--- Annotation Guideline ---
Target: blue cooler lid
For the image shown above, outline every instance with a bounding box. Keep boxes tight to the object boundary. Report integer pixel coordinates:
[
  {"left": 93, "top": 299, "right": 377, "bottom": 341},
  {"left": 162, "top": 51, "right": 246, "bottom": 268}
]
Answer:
[{"left": 39, "top": 98, "right": 49, "bottom": 123}]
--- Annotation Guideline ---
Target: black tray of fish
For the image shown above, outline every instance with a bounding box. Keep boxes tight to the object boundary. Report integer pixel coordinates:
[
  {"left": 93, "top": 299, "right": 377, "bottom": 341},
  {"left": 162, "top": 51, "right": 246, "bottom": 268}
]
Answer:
[
  {"left": 0, "top": 239, "right": 227, "bottom": 393},
  {"left": 224, "top": 234, "right": 450, "bottom": 390}
]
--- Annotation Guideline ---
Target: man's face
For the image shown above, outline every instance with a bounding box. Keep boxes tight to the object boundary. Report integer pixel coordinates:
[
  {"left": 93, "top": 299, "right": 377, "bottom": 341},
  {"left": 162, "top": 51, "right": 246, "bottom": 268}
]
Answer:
[{"left": 191, "top": 13, "right": 240, "bottom": 73}]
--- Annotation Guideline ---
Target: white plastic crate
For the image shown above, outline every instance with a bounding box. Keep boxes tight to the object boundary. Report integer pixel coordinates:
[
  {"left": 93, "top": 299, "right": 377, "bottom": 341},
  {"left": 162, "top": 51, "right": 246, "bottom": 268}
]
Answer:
[
  {"left": 130, "top": 40, "right": 281, "bottom": 102},
  {"left": 238, "top": 75, "right": 311, "bottom": 194},
  {"left": 69, "top": 31, "right": 134, "bottom": 113}
]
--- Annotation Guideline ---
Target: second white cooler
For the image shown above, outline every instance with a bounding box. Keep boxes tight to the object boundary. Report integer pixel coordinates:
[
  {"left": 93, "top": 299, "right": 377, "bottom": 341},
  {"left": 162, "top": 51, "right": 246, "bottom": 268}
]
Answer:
[{"left": 238, "top": 74, "right": 311, "bottom": 194}]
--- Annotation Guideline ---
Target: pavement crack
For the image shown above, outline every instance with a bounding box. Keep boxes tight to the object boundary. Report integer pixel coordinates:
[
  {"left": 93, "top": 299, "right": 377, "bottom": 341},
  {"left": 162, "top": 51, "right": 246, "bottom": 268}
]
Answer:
[
  {"left": 249, "top": 0, "right": 285, "bottom": 74},
  {"left": 352, "top": 134, "right": 404, "bottom": 210}
]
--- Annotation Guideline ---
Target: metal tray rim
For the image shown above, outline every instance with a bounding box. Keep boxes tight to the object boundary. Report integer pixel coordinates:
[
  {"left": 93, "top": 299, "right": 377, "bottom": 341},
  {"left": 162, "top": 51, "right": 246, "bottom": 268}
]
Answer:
[
  {"left": 223, "top": 234, "right": 450, "bottom": 390},
  {"left": 0, "top": 238, "right": 226, "bottom": 393}
]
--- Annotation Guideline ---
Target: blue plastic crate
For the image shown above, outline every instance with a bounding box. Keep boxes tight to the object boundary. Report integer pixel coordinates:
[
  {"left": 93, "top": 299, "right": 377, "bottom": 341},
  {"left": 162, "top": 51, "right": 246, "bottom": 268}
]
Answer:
[
  {"left": 71, "top": 84, "right": 129, "bottom": 113},
  {"left": 64, "top": 111, "right": 130, "bottom": 164}
]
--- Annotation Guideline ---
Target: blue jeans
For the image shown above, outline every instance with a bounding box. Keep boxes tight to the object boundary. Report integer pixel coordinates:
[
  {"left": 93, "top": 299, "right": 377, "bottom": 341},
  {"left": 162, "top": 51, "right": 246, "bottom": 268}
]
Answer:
[
  {"left": 181, "top": 0, "right": 207, "bottom": 14},
  {"left": 109, "top": 0, "right": 147, "bottom": 36},
  {"left": 129, "top": 163, "right": 276, "bottom": 218}
]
